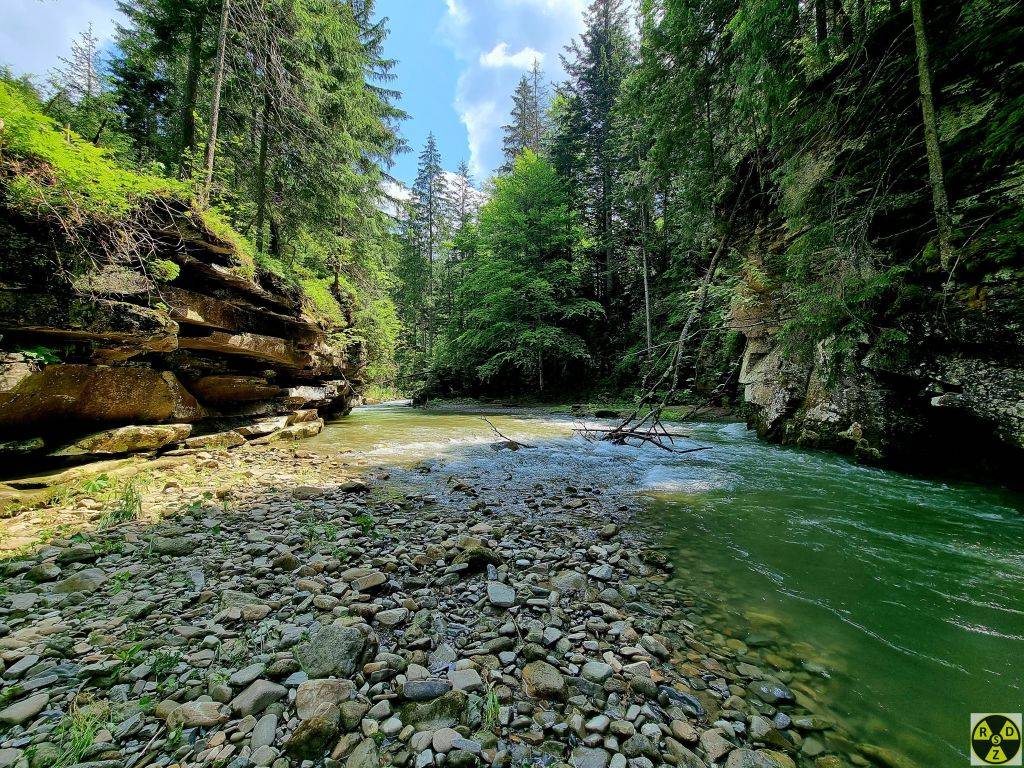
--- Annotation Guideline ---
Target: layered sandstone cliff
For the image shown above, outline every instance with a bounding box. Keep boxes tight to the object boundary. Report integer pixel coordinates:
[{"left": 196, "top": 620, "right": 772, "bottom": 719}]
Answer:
[{"left": 0, "top": 204, "right": 362, "bottom": 471}]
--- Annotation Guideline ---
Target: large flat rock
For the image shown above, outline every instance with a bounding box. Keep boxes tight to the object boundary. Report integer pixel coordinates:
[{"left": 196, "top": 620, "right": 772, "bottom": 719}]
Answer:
[
  {"left": 162, "top": 285, "right": 321, "bottom": 344},
  {"left": 190, "top": 375, "right": 285, "bottom": 405},
  {"left": 51, "top": 423, "right": 192, "bottom": 456},
  {"left": 0, "top": 290, "right": 178, "bottom": 358},
  {"left": 179, "top": 331, "right": 316, "bottom": 370},
  {"left": 0, "top": 364, "right": 205, "bottom": 429}
]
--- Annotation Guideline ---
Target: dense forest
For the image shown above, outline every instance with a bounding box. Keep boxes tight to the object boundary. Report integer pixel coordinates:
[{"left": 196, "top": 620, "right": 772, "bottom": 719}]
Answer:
[{"left": 396, "top": 0, "right": 1022, "bottom": 408}]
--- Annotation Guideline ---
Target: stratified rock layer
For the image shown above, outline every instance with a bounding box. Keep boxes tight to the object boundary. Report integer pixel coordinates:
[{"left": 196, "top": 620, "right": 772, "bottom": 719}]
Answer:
[
  {"left": 731, "top": 264, "right": 1024, "bottom": 477},
  {"left": 0, "top": 207, "right": 361, "bottom": 466}
]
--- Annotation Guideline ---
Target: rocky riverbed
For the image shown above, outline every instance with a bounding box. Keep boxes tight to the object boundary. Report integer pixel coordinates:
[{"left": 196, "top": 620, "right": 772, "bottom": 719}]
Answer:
[{"left": 0, "top": 435, "right": 860, "bottom": 768}]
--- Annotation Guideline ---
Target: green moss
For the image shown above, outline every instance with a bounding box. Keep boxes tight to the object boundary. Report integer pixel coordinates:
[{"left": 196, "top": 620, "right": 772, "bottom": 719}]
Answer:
[
  {"left": 300, "top": 276, "right": 348, "bottom": 328},
  {"left": 150, "top": 259, "right": 180, "bottom": 282},
  {"left": 0, "top": 81, "right": 181, "bottom": 220},
  {"left": 0, "top": 82, "right": 254, "bottom": 279},
  {"left": 202, "top": 207, "right": 256, "bottom": 276},
  {"left": 1, "top": 80, "right": 364, "bottom": 358}
]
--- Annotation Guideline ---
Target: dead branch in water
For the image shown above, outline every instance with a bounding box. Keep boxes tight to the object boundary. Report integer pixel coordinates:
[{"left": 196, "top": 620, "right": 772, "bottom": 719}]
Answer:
[
  {"left": 575, "top": 425, "right": 711, "bottom": 455},
  {"left": 482, "top": 417, "right": 535, "bottom": 450}
]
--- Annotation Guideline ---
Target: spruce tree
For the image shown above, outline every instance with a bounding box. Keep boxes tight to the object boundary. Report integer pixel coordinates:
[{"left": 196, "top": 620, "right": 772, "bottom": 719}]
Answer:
[
  {"left": 51, "top": 23, "right": 104, "bottom": 102},
  {"left": 411, "top": 133, "right": 448, "bottom": 352},
  {"left": 500, "top": 60, "right": 549, "bottom": 172},
  {"left": 557, "top": 0, "right": 634, "bottom": 306}
]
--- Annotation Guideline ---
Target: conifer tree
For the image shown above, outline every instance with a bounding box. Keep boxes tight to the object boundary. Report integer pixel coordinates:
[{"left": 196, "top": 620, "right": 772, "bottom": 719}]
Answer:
[
  {"left": 51, "top": 24, "right": 104, "bottom": 102},
  {"left": 500, "top": 60, "right": 549, "bottom": 172},
  {"left": 557, "top": 0, "right": 634, "bottom": 305},
  {"left": 411, "top": 133, "right": 449, "bottom": 352}
]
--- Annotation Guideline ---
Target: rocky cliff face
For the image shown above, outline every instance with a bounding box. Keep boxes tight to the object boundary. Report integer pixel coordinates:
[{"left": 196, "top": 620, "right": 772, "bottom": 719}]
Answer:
[
  {"left": 731, "top": 260, "right": 1024, "bottom": 479},
  {"left": 0, "top": 205, "right": 361, "bottom": 471}
]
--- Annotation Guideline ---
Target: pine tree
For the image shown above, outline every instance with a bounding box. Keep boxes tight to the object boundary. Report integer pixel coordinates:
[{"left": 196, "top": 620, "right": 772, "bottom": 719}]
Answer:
[
  {"left": 440, "top": 160, "right": 477, "bottom": 336},
  {"left": 528, "top": 61, "right": 549, "bottom": 146},
  {"left": 48, "top": 23, "right": 122, "bottom": 146},
  {"left": 411, "top": 133, "right": 448, "bottom": 352},
  {"left": 557, "top": 0, "right": 634, "bottom": 306},
  {"left": 501, "top": 76, "right": 534, "bottom": 172},
  {"left": 51, "top": 24, "right": 104, "bottom": 102},
  {"left": 110, "top": 0, "right": 215, "bottom": 171},
  {"left": 500, "top": 60, "right": 549, "bottom": 172}
]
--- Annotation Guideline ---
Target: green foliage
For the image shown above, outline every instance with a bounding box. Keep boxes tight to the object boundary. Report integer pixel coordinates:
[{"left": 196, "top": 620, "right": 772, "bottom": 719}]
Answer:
[
  {"left": 301, "top": 277, "right": 349, "bottom": 328},
  {"left": 434, "top": 151, "right": 602, "bottom": 392},
  {"left": 108, "top": 571, "right": 134, "bottom": 595},
  {"left": 356, "top": 295, "right": 402, "bottom": 384},
  {"left": 99, "top": 482, "right": 143, "bottom": 528},
  {"left": 484, "top": 688, "right": 501, "bottom": 731},
  {"left": 18, "top": 345, "right": 62, "bottom": 365},
  {"left": 0, "top": 81, "right": 180, "bottom": 221},
  {"left": 150, "top": 649, "right": 182, "bottom": 688},
  {"left": 52, "top": 700, "right": 109, "bottom": 768},
  {"left": 2, "top": 0, "right": 405, "bottom": 382},
  {"left": 353, "top": 512, "right": 377, "bottom": 537},
  {"left": 151, "top": 259, "right": 180, "bottom": 282}
]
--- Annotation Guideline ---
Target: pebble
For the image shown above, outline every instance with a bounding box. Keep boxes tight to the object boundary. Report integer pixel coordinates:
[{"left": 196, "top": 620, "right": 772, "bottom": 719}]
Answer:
[{"left": 0, "top": 693, "right": 48, "bottom": 725}]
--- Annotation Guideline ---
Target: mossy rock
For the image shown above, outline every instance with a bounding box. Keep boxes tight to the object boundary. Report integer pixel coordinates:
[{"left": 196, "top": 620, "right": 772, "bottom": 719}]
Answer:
[
  {"left": 452, "top": 546, "right": 502, "bottom": 572},
  {"left": 398, "top": 690, "right": 468, "bottom": 730}
]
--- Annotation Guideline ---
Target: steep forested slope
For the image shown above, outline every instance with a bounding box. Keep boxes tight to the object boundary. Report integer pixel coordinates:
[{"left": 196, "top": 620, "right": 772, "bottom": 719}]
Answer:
[
  {"left": 0, "top": 0, "right": 409, "bottom": 468},
  {"left": 0, "top": 82, "right": 361, "bottom": 470},
  {"left": 726, "top": 1, "right": 1024, "bottom": 474}
]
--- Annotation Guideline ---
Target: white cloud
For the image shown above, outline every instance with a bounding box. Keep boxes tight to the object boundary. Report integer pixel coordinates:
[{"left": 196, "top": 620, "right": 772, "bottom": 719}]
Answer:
[
  {"left": 439, "top": 0, "right": 588, "bottom": 181},
  {"left": 380, "top": 178, "right": 415, "bottom": 219},
  {"left": 479, "top": 42, "right": 544, "bottom": 69},
  {"left": 0, "top": 0, "right": 123, "bottom": 82},
  {"left": 456, "top": 84, "right": 501, "bottom": 179},
  {"left": 442, "top": 170, "right": 489, "bottom": 211},
  {"left": 445, "top": 0, "right": 469, "bottom": 26}
]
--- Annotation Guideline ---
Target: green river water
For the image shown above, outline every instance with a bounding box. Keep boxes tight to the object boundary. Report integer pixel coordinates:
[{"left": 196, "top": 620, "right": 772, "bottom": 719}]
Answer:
[{"left": 310, "top": 405, "right": 1024, "bottom": 767}]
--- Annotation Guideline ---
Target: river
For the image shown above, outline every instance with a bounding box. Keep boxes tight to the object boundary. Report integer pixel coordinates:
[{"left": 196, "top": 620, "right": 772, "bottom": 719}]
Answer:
[{"left": 309, "top": 404, "right": 1024, "bottom": 767}]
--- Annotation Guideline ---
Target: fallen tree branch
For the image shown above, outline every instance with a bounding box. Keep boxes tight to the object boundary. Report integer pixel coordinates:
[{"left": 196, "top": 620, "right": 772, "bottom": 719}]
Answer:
[
  {"left": 577, "top": 424, "right": 712, "bottom": 454},
  {"left": 482, "top": 417, "right": 534, "bottom": 450}
]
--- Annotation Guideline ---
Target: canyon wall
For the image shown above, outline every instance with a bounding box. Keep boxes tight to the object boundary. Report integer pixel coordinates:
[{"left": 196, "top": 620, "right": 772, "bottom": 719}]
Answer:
[
  {"left": 720, "top": 8, "right": 1023, "bottom": 480},
  {"left": 0, "top": 204, "right": 362, "bottom": 471}
]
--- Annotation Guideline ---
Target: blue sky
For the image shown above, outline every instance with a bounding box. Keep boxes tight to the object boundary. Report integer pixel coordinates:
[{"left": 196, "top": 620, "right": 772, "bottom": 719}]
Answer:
[{"left": 0, "top": 0, "right": 588, "bottom": 185}]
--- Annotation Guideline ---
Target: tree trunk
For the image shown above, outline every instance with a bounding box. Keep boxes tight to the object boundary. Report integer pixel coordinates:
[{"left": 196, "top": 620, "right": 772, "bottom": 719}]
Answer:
[
  {"left": 911, "top": 0, "right": 954, "bottom": 271},
  {"left": 815, "top": 0, "right": 828, "bottom": 44},
  {"left": 269, "top": 213, "right": 282, "bottom": 259},
  {"left": 91, "top": 117, "right": 109, "bottom": 146},
  {"left": 832, "top": 0, "right": 853, "bottom": 47},
  {"left": 254, "top": 75, "right": 272, "bottom": 253},
  {"left": 639, "top": 185, "right": 653, "bottom": 361},
  {"left": 177, "top": 9, "right": 207, "bottom": 179},
  {"left": 200, "top": 0, "right": 231, "bottom": 206},
  {"left": 602, "top": 166, "right": 613, "bottom": 302},
  {"left": 426, "top": 181, "right": 435, "bottom": 356}
]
